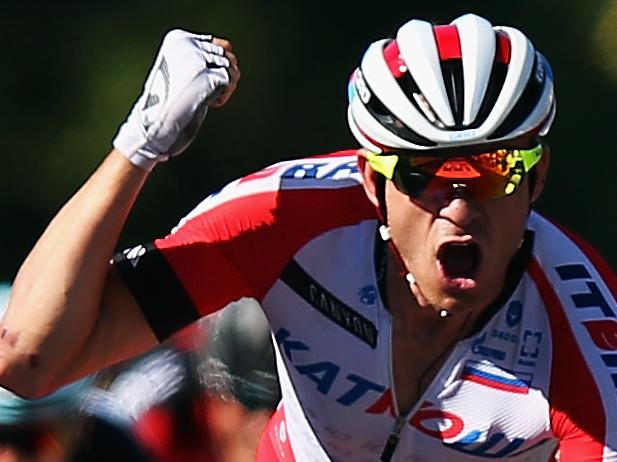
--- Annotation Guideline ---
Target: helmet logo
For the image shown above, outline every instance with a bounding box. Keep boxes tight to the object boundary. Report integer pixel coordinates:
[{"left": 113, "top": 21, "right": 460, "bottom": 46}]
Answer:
[
  {"left": 354, "top": 70, "right": 372, "bottom": 104},
  {"left": 447, "top": 129, "right": 479, "bottom": 141},
  {"left": 534, "top": 58, "right": 545, "bottom": 83}
]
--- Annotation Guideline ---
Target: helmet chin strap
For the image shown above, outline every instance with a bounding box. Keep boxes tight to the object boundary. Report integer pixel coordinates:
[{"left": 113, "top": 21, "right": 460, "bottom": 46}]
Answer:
[{"left": 378, "top": 224, "right": 451, "bottom": 319}]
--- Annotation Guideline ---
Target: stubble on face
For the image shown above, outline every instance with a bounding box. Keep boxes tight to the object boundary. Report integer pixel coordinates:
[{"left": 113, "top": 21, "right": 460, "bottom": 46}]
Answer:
[{"left": 385, "top": 180, "right": 531, "bottom": 316}]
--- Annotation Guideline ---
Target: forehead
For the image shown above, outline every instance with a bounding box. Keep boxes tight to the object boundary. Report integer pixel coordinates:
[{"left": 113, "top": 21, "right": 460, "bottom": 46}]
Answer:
[{"left": 394, "top": 140, "right": 536, "bottom": 159}]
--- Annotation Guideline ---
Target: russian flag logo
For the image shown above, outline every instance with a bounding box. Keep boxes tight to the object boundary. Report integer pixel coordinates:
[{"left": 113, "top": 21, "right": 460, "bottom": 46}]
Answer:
[{"left": 462, "top": 360, "right": 532, "bottom": 395}]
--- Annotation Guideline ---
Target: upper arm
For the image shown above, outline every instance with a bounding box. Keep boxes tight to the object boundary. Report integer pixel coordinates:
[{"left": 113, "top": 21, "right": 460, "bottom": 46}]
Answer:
[
  {"left": 0, "top": 264, "right": 158, "bottom": 398},
  {"left": 54, "top": 265, "right": 159, "bottom": 388}
]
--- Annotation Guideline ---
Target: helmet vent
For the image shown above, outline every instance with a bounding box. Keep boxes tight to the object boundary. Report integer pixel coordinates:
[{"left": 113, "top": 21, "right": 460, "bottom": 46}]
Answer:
[
  {"left": 489, "top": 53, "right": 546, "bottom": 139},
  {"left": 469, "top": 61, "right": 508, "bottom": 129},
  {"left": 441, "top": 60, "right": 465, "bottom": 128},
  {"left": 396, "top": 70, "right": 449, "bottom": 130},
  {"left": 362, "top": 76, "right": 437, "bottom": 147},
  {"left": 412, "top": 92, "right": 445, "bottom": 128}
]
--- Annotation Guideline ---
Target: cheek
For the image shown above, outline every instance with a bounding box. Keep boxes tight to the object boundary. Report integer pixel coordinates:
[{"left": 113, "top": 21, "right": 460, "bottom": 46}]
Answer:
[
  {"left": 486, "top": 193, "right": 530, "bottom": 257},
  {"left": 384, "top": 183, "right": 430, "bottom": 229},
  {"left": 384, "top": 184, "right": 434, "bottom": 258}
]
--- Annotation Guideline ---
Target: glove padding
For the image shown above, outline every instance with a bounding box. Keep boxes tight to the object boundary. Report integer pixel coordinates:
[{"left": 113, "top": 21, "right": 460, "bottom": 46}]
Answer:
[{"left": 113, "top": 29, "right": 230, "bottom": 171}]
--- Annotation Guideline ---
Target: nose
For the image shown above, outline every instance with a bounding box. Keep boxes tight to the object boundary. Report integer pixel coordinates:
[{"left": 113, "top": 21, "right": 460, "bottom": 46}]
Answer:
[{"left": 437, "top": 185, "right": 481, "bottom": 229}]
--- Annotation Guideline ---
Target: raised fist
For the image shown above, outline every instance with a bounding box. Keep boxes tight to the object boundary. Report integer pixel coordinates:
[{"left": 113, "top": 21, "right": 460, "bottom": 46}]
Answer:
[{"left": 113, "top": 29, "right": 240, "bottom": 171}]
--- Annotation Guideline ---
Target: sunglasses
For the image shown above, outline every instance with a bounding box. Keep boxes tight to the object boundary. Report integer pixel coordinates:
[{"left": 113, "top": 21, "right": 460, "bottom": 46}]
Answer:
[{"left": 365, "top": 145, "right": 544, "bottom": 201}]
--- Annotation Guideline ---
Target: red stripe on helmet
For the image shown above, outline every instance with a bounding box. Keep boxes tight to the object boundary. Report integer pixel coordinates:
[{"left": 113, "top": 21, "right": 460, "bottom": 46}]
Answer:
[
  {"left": 434, "top": 25, "right": 462, "bottom": 60},
  {"left": 434, "top": 25, "right": 510, "bottom": 65},
  {"left": 383, "top": 40, "right": 406, "bottom": 78},
  {"left": 496, "top": 31, "right": 511, "bottom": 64}
]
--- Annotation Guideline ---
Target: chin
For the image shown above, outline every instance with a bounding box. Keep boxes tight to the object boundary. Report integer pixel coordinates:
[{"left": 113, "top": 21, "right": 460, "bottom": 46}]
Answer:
[{"left": 429, "top": 285, "right": 493, "bottom": 315}]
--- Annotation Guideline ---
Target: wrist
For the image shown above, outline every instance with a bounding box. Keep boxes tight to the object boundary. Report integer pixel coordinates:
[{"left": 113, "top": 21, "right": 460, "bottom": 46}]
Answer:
[{"left": 112, "top": 119, "right": 160, "bottom": 172}]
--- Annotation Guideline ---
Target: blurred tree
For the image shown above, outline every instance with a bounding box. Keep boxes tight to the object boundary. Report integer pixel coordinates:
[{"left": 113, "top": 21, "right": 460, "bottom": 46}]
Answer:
[
  {"left": 593, "top": 0, "right": 617, "bottom": 78},
  {"left": 0, "top": 0, "right": 614, "bottom": 280}
]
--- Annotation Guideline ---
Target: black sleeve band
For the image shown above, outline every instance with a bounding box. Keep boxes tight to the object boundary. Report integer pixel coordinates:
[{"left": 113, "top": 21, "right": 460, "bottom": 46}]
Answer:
[{"left": 113, "top": 243, "right": 201, "bottom": 342}]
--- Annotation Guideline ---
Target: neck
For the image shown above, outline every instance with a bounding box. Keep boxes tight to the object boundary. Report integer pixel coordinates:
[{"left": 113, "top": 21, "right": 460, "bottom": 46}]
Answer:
[
  {"left": 385, "top": 254, "right": 476, "bottom": 415},
  {"left": 384, "top": 250, "right": 477, "bottom": 343}
]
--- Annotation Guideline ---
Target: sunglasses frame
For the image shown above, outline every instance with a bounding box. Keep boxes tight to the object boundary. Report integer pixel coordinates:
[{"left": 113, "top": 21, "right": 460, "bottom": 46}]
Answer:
[{"left": 365, "top": 144, "right": 544, "bottom": 201}]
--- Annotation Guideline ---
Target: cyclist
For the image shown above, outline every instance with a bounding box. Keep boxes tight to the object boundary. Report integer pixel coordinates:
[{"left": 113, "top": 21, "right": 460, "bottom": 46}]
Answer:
[{"left": 1, "top": 13, "right": 615, "bottom": 461}]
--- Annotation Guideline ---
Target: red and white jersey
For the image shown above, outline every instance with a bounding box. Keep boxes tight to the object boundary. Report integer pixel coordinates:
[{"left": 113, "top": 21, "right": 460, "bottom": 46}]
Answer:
[{"left": 114, "top": 150, "right": 617, "bottom": 461}]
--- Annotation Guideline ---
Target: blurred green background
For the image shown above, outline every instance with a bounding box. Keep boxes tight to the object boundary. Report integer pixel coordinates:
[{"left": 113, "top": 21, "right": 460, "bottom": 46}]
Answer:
[{"left": 1, "top": 0, "right": 616, "bottom": 280}]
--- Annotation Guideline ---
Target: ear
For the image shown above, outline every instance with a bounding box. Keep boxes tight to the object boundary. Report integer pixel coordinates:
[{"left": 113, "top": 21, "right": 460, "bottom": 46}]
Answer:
[
  {"left": 358, "top": 154, "right": 380, "bottom": 207},
  {"left": 530, "top": 145, "right": 550, "bottom": 203}
]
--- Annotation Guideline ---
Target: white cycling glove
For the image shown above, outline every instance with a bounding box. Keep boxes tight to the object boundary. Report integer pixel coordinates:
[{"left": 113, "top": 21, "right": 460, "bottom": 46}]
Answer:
[{"left": 113, "top": 29, "right": 231, "bottom": 171}]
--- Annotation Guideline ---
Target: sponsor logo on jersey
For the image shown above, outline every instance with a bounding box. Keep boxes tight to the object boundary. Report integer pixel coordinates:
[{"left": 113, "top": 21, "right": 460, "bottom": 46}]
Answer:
[
  {"left": 275, "top": 328, "right": 386, "bottom": 407},
  {"left": 517, "top": 330, "right": 543, "bottom": 367},
  {"left": 556, "top": 263, "right": 617, "bottom": 387},
  {"left": 410, "top": 401, "right": 532, "bottom": 458},
  {"left": 556, "top": 264, "right": 615, "bottom": 317},
  {"left": 365, "top": 390, "right": 539, "bottom": 457},
  {"left": 471, "top": 332, "right": 507, "bottom": 361},
  {"left": 280, "top": 160, "right": 359, "bottom": 182},
  {"left": 491, "top": 329, "right": 518, "bottom": 343},
  {"left": 280, "top": 259, "right": 378, "bottom": 348},
  {"left": 276, "top": 327, "right": 540, "bottom": 459},
  {"left": 461, "top": 360, "right": 532, "bottom": 394},
  {"left": 506, "top": 301, "right": 523, "bottom": 327},
  {"left": 358, "top": 285, "right": 377, "bottom": 305},
  {"left": 369, "top": 392, "right": 534, "bottom": 457}
]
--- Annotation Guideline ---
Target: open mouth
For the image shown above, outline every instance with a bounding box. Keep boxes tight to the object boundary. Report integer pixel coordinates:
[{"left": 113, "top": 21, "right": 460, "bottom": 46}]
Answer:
[{"left": 437, "top": 242, "right": 482, "bottom": 284}]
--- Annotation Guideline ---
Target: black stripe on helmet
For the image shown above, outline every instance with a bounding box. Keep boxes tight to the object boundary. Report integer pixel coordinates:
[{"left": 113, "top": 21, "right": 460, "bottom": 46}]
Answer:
[
  {"left": 489, "top": 52, "right": 550, "bottom": 140},
  {"left": 440, "top": 59, "right": 465, "bottom": 128}
]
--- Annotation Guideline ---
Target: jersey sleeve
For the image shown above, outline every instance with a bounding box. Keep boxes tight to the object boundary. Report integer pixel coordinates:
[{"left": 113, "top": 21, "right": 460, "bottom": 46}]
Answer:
[
  {"left": 529, "top": 215, "right": 617, "bottom": 461},
  {"left": 113, "top": 186, "right": 291, "bottom": 341},
  {"left": 552, "top": 419, "right": 617, "bottom": 461},
  {"left": 114, "top": 152, "right": 375, "bottom": 341}
]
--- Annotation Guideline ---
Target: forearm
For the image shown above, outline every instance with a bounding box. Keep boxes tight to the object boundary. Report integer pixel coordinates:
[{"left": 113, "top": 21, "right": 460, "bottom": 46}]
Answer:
[
  {"left": 0, "top": 30, "right": 239, "bottom": 397},
  {"left": 0, "top": 150, "right": 148, "bottom": 396}
]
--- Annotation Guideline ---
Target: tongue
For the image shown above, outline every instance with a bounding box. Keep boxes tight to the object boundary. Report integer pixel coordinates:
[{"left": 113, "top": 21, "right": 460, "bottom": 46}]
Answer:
[{"left": 439, "top": 244, "right": 480, "bottom": 278}]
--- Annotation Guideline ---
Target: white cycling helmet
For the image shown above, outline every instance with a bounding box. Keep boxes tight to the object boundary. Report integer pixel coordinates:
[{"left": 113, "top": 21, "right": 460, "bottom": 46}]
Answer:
[{"left": 347, "top": 13, "right": 556, "bottom": 153}]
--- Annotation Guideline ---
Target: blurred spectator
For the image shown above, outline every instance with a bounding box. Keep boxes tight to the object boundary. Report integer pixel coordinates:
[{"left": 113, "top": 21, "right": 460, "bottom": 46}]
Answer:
[
  {"left": 200, "top": 298, "right": 280, "bottom": 412},
  {"left": 76, "top": 298, "right": 279, "bottom": 462},
  {"left": 72, "top": 346, "right": 194, "bottom": 462},
  {"left": 197, "top": 298, "right": 280, "bottom": 461}
]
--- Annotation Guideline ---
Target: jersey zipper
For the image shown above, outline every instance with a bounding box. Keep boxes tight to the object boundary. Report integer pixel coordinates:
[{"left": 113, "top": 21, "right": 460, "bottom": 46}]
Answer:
[
  {"left": 380, "top": 415, "right": 406, "bottom": 461},
  {"left": 380, "top": 314, "right": 407, "bottom": 462}
]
